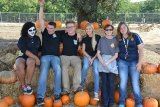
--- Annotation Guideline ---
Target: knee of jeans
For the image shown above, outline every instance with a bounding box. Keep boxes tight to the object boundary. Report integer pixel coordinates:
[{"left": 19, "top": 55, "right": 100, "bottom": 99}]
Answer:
[{"left": 82, "top": 64, "right": 89, "bottom": 71}]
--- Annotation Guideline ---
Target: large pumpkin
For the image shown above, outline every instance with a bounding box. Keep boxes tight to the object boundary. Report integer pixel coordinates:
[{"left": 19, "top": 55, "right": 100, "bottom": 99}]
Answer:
[
  {"left": 92, "top": 22, "right": 99, "bottom": 30},
  {"left": 55, "top": 20, "right": 62, "bottom": 28},
  {"left": 102, "top": 19, "right": 112, "bottom": 29},
  {"left": 74, "top": 91, "right": 90, "bottom": 107},
  {"left": 89, "top": 97, "right": 98, "bottom": 106},
  {"left": 44, "top": 97, "right": 53, "bottom": 107},
  {"left": 80, "top": 20, "right": 89, "bottom": 30},
  {"left": 126, "top": 98, "right": 135, "bottom": 107},
  {"left": 143, "top": 97, "right": 158, "bottom": 107},
  {"left": 53, "top": 100, "right": 62, "bottom": 107},
  {"left": 0, "top": 71, "right": 17, "bottom": 84},
  {"left": 142, "top": 63, "right": 158, "bottom": 74},
  {"left": 114, "top": 89, "right": 119, "bottom": 104},
  {"left": 3, "top": 96, "right": 14, "bottom": 106},
  {"left": 20, "top": 94, "right": 35, "bottom": 107},
  {"left": 0, "top": 100, "right": 8, "bottom": 107},
  {"left": 61, "top": 95, "right": 70, "bottom": 105}
]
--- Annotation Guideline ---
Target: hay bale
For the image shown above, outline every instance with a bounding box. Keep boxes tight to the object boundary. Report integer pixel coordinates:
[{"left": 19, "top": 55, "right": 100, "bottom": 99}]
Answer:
[{"left": 140, "top": 73, "right": 160, "bottom": 99}]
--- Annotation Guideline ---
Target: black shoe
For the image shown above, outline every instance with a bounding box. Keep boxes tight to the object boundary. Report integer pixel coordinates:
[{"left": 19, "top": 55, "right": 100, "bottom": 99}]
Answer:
[
  {"left": 37, "top": 98, "right": 44, "bottom": 106},
  {"left": 61, "top": 91, "right": 70, "bottom": 96},
  {"left": 74, "top": 86, "right": 83, "bottom": 94},
  {"left": 26, "top": 85, "right": 33, "bottom": 95},
  {"left": 54, "top": 95, "right": 61, "bottom": 102}
]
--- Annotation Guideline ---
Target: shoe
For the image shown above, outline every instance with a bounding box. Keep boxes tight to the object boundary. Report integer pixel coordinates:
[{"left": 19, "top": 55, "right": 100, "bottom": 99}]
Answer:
[
  {"left": 74, "top": 86, "right": 83, "bottom": 94},
  {"left": 109, "top": 103, "right": 117, "bottom": 107},
  {"left": 61, "top": 91, "right": 70, "bottom": 95},
  {"left": 37, "top": 98, "right": 44, "bottom": 106},
  {"left": 26, "top": 85, "right": 33, "bottom": 95},
  {"left": 118, "top": 104, "right": 125, "bottom": 107},
  {"left": 93, "top": 92, "right": 99, "bottom": 101},
  {"left": 21, "top": 85, "right": 27, "bottom": 94},
  {"left": 54, "top": 95, "right": 61, "bottom": 102}
]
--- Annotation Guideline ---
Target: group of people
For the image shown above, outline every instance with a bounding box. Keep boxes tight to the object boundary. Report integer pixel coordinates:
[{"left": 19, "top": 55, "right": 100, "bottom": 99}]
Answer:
[{"left": 14, "top": 0, "right": 144, "bottom": 107}]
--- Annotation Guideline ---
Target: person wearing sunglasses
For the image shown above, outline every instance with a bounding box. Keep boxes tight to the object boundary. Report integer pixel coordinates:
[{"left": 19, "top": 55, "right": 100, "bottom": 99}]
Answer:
[
  {"left": 80, "top": 23, "right": 101, "bottom": 100},
  {"left": 117, "top": 22, "right": 143, "bottom": 107},
  {"left": 15, "top": 22, "right": 41, "bottom": 95},
  {"left": 97, "top": 24, "right": 119, "bottom": 107}
]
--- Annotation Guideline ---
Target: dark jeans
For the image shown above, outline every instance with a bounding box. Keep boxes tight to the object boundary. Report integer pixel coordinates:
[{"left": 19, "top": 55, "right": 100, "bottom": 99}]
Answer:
[{"left": 100, "top": 72, "right": 115, "bottom": 106}]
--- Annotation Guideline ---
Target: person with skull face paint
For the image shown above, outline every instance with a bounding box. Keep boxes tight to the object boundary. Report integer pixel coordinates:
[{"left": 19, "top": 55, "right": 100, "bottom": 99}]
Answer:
[{"left": 15, "top": 22, "right": 41, "bottom": 95}]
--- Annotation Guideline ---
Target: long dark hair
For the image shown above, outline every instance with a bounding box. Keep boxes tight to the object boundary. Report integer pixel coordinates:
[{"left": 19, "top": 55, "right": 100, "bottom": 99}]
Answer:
[
  {"left": 116, "top": 22, "right": 133, "bottom": 40},
  {"left": 21, "top": 22, "right": 35, "bottom": 37}
]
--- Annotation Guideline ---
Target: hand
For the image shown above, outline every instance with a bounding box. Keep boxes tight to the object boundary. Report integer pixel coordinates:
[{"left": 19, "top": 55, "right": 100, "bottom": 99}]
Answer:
[
  {"left": 39, "top": 0, "right": 44, "bottom": 6},
  {"left": 89, "top": 58, "right": 94, "bottom": 66},
  {"left": 136, "top": 62, "right": 142, "bottom": 72},
  {"left": 35, "top": 57, "right": 40, "bottom": 66}
]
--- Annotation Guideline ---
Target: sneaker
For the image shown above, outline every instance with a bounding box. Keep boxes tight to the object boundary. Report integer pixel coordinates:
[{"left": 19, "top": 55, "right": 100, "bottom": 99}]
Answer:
[
  {"left": 93, "top": 92, "right": 99, "bottom": 101},
  {"left": 61, "top": 91, "right": 70, "bottom": 96},
  {"left": 37, "top": 98, "right": 44, "bottom": 106},
  {"left": 54, "top": 95, "right": 61, "bottom": 102},
  {"left": 21, "top": 85, "right": 27, "bottom": 94},
  {"left": 26, "top": 85, "right": 33, "bottom": 95}
]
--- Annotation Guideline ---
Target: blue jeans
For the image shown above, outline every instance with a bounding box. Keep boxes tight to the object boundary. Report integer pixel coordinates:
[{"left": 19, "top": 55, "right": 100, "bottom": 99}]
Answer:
[
  {"left": 80, "top": 57, "right": 99, "bottom": 93},
  {"left": 100, "top": 72, "right": 115, "bottom": 106},
  {"left": 118, "top": 59, "right": 142, "bottom": 107},
  {"left": 37, "top": 55, "right": 61, "bottom": 98}
]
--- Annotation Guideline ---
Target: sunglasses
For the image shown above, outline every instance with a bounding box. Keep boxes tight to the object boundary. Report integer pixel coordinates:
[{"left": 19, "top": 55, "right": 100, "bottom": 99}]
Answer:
[
  {"left": 105, "top": 29, "right": 113, "bottom": 31},
  {"left": 28, "top": 29, "right": 36, "bottom": 32}
]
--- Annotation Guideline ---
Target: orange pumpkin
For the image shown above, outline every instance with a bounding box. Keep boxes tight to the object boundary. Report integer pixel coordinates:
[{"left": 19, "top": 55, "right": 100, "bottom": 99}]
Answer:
[
  {"left": 142, "top": 63, "right": 158, "bottom": 74},
  {"left": 74, "top": 91, "right": 90, "bottom": 107},
  {"left": 126, "top": 98, "right": 135, "bottom": 107},
  {"left": 80, "top": 20, "right": 89, "bottom": 30},
  {"left": 92, "top": 22, "right": 99, "bottom": 30},
  {"left": 3, "top": 96, "right": 14, "bottom": 106},
  {"left": 0, "top": 71, "right": 17, "bottom": 84},
  {"left": 61, "top": 95, "right": 70, "bottom": 105},
  {"left": 59, "top": 43, "right": 63, "bottom": 55},
  {"left": 102, "top": 19, "right": 112, "bottom": 29},
  {"left": 0, "top": 100, "right": 8, "bottom": 107},
  {"left": 158, "top": 64, "right": 160, "bottom": 73},
  {"left": 55, "top": 20, "right": 62, "bottom": 28},
  {"left": 44, "top": 97, "right": 53, "bottom": 107},
  {"left": 20, "top": 94, "right": 35, "bottom": 107},
  {"left": 78, "top": 47, "right": 83, "bottom": 57},
  {"left": 114, "top": 89, "right": 119, "bottom": 104},
  {"left": 89, "top": 97, "right": 98, "bottom": 106},
  {"left": 143, "top": 97, "right": 158, "bottom": 107},
  {"left": 35, "top": 20, "right": 40, "bottom": 29},
  {"left": 53, "top": 100, "right": 62, "bottom": 107}
]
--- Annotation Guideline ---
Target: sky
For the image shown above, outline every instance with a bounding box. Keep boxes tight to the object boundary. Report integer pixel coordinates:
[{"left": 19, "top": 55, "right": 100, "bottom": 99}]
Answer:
[{"left": 130, "top": 0, "right": 146, "bottom": 2}]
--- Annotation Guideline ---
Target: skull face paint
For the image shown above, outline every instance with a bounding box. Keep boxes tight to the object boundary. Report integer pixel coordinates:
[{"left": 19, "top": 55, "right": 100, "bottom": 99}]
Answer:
[{"left": 28, "top": 26, "right": 36, "bottom": 37}]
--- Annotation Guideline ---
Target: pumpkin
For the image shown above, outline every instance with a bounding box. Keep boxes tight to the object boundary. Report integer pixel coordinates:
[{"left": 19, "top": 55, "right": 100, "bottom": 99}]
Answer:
[
  {"left": 44, "top": 97, "right": 53, "bottom": 107},
  {"left": 20, "top": 94, "right": 35, "bottom": 107},
  {"left": 92, "top": 22, "right": 99, "bottom": 30},
  {"left": 53, "top": 100, "right": 62, "bottom": 107},
  {"left": 142, "top": 63, "right": 158, "bottom": 74},
  {"left": 74, "top": 91, "right": 90, "bottom": 107},
  {"left": 0, "top": 71, "right": 17, "bottom": 84},
  {"left": 126, "top": 98, "right": 135, "bottom": 107},
  {"left": 114, "top": 89, "right": 119, "bottom": 104},
  {"left": 80, "top": 20, "right": 89, "bottom": 30},
  {"left": 35, "top": 20, "right": 40, "bottom": 29},
  {"left": 59, "top": 43, "right": 63, "bottom": 55},
  {"left": 143, "top": 97, "right": 158, "bottom": 107},
  {"left": 89, "top": 97, "right": 98, "bottom": 106},
  {"left": 3, "top": 96, "right": 14, "bottom": 106},
  {"left": 61, "top": 95, "right": 70, "bottom": 105},
  {"left": 102, "top": 19, "right": 112, "bottom": 29},
  {"left": 55, "top": 20, "right": 62, "bottom": 28},
  {"left": 78, "top": 47, "right": 83, "bottom": 57},
  {"left": 158, "top": 64, "right": 160, "bottom": 73},
  {"left": 0, "top": 100, "right": 8, "bottom": 107}
]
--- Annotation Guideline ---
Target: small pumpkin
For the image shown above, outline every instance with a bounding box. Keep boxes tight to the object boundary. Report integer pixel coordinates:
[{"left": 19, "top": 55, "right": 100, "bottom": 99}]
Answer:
[
  {"left": 53, "top": 100, "right": 62, "bottom": 107},
  {"left": 0, "top": 100, "right": 8, "bottom": 107},
  {"left": 142, "top": 63, "right": 158, "bottom": 74},
  {"left": 0, "top": 71, "right": 17, "bottom": 84},
  {"left": 89, "top": 97, "right": 98, "bottom": 106},
  {"left": 44, "top": 97, "right": 53, "bottom": 107},
  {"left": 20, "top": 94, "right": 35, "bottom": 107},
  {"left": 61, "top": 95, "right": 70, "bottom": 105},
  {"left": 3, "top": 96, "right": 14, "bottom": 106},
  {"left": 74, "top": 91, "right": 90, "bottom": 107},
  {"left": 126, "top": 98, "right": 135, "bottom": 107},
  {"left": 92, "top": 22, "right": 99, "bottom": 30},
  {"left": 102, "top": 19, "right": 112, "bottom": 29},
  {"left": 114, "top": 89, "right": 119, "bottom": 104},
  {"left": 55, "top": 20, "right": 62, "bottom": 28},
  {"left": 143, "top": 97, "right": 158, "bottom": 107},
  {"left": 78, "top": 47, "right": 83, "bottom": 57},
  {"left": 80, "top": 20, "right": 89, "bottom": 30}
]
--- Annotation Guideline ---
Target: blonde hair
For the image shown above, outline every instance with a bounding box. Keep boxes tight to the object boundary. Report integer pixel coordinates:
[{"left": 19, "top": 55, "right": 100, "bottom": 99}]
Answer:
[{"left": 85, "top": 23, "right": 96, "bottom": 50}]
